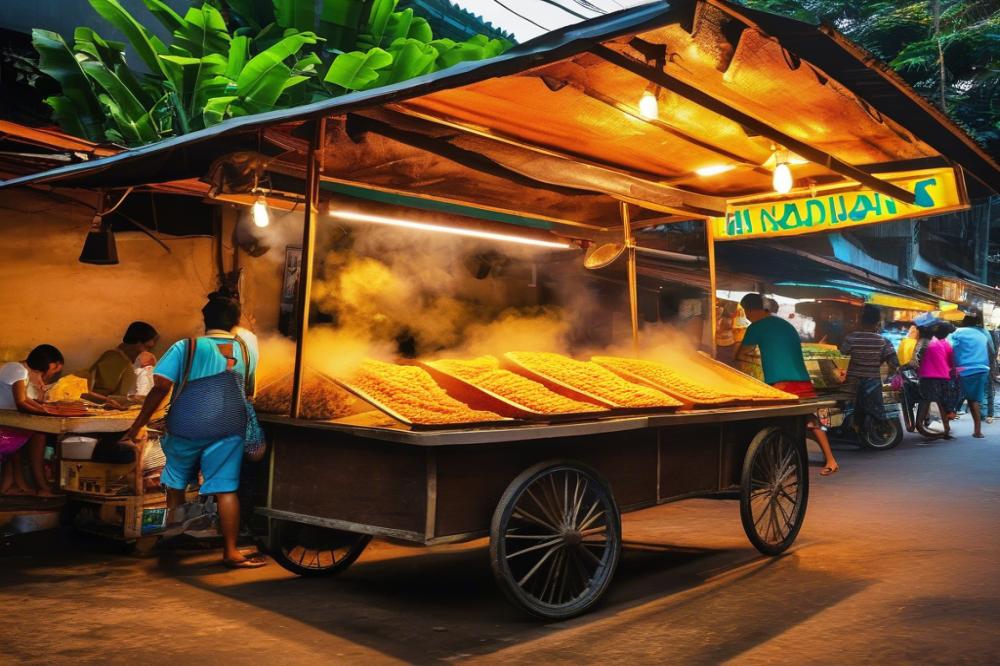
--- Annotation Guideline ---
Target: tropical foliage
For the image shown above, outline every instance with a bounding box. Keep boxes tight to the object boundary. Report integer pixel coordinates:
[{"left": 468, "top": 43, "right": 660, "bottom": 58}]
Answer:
[
  {"left": 740, "top": 0, "right": 1000, "bottom": 156},
  {"left": 32, "top": 0, "right": 511, "bottom": 146}
]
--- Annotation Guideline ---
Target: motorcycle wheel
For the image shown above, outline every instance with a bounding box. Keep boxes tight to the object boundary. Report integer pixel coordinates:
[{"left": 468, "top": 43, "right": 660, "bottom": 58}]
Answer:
[{"left": 861, "top": 415, "right": 903, "bottom": 450}]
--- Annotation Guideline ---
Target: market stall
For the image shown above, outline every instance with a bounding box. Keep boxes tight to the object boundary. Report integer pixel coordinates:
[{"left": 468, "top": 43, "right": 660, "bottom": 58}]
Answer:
[
  {"left": 0, "top": 409, "right": 196, "bottom": 541},
  {"left": 3, "top": 0, "right": 999, "bottom": 619}
]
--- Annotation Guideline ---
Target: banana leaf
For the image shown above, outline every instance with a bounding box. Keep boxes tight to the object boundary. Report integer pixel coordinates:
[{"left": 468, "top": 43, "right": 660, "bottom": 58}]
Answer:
[
  {"left": 194, "top": 75, "right": 235, "bottom": 117},
  {"left": 32, "top": 29, "right": 106, "bottom": 141},
  {"left": 43, "top": 96, "right": 91, "bottom": 140},
  {"left": 160, "top": 53, "right": 228, "bottom": 118},
  {"left": 87, "top": 0, "right": 181, "bottom": 91},
  {"left": 226, "top": 35, "right": 250, "bottom": 80},
  {"left": 273, "top": 0, "right": 315, "bottom": 33},
  {"left": 384, "top": 9, "right": 433, "bottom": 45},
  {"left": 237, "top": 32, "right": 318, "bottom": 112},
  {"left": 73, "top": 27, "right": 126, "bottom": 66},
  {"left": 202, "top": 94, "right": 239, "bottom": 126},
  {"left": 358, "top": 0, "right": 397, "bottom": 49},
  {"left": 323, "top": 46, "right": 392, "bottom": 90},
  {"left": 320, "top": 0, "right": 368, "bottom": 52},
  {"left": 115, "top": 62, "right": 157, "bottom": 109},
  {"left": 382, "top": 37, "right": 437, "bottom": 85},
  {"left": 173, "top": 5, "right": 231, "bottom": 58},
  {"left": 428, "top": 38, "right": 484, "bottom": 69},
  {"left": 82, "top": 60, "right": 160, "bottom": 143},
  {"left": 141, "top": 0, "right": 185, "bottom": 34}
]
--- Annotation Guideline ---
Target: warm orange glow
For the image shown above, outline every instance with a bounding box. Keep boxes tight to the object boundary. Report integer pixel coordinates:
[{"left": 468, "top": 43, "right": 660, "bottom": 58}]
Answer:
[{"left": 695, "top": 164, "right": 736, "bottom": 177}]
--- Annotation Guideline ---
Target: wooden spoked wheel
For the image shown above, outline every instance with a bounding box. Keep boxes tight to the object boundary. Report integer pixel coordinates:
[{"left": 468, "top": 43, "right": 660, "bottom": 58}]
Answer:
[
  {"left": 740, "top": 427, "right": 809, "bottom": 556},
  {"left": 490, "top": 461, "right": 622, "bottom": 620},
  {"left": 270, "top": 520, "right": 371, "bottom": 577}
]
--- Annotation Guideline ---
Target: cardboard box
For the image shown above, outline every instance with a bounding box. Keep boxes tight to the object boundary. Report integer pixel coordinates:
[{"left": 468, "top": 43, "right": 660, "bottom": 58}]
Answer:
[{"left": 60, "top": 460, "right": 137, "bottom": 497}]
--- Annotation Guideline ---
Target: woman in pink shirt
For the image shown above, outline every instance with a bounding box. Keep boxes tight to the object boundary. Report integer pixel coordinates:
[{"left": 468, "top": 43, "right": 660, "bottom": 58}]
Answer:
[{"left": 917, "top": 326, "right": 957, "bottom": 439}]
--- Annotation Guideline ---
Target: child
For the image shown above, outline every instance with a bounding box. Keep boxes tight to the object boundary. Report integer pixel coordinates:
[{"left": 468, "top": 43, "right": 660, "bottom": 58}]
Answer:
[
  {"left": 130, "top": 351, "right": 157, "bottom": 400},
  {"left": 0, "top": 345, "right": 64, "bottom": 497}
]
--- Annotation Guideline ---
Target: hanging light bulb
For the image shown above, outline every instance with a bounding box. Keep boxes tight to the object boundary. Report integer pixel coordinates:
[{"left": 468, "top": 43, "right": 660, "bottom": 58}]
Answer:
[
  {"left": 773, "top": 162, "right": 793, "bottom": 194},
  {"left": 638, "top": 87, "right": 659, "bottom": 120},
  {"left": 251, "top": 193, "right": 270, "bottom": 228}
]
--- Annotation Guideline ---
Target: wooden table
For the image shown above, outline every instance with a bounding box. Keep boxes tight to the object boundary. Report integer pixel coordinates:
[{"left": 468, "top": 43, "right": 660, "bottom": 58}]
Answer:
[{"left": 0, "top": 409, "right": 136, "bottom": 434}]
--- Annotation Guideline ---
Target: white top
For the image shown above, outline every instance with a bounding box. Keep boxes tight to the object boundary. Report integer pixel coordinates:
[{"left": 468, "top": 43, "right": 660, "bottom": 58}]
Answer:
[{"left": 0, "top": 361, "right": 29, "bottom": 410}]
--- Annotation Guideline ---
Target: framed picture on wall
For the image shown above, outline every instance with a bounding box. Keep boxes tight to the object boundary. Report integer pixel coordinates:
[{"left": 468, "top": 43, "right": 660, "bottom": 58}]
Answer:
[{"left": 278, "top": 246, "right": 302, "bottom": 337}]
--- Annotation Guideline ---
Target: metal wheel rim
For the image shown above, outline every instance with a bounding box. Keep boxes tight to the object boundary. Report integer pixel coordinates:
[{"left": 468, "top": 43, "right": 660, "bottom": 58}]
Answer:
[
  {"left": 865, "top": 417, "right": 897, "bottom": 447},
  {"left": 500, "top": 467, "right": 618, "bottom": 611},
  {"left": 279, "top": 524, "right": 364, "bottom": 571},
  {"left": 748, "top": 432, "right": 804, "bottom": 547}
]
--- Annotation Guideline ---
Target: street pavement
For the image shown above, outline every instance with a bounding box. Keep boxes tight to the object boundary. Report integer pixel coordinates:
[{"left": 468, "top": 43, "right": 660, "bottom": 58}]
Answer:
[{"left": 1, "top": 417, "right": 998, "bottom": 665}]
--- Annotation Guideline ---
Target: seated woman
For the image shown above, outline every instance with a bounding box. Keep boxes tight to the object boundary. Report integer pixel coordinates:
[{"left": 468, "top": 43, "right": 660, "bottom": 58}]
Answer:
[
  {"left": 84, "top": 321, "right": 159, "bottom": 407},
  {"left": 0, "top": 345, "right": 65, "bottom": 497}
]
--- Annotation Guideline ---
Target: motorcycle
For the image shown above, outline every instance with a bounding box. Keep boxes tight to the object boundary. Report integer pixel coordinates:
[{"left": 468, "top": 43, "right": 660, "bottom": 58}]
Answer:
[{"left": 817, "top": 383, "right": 905, "bottom": 451}]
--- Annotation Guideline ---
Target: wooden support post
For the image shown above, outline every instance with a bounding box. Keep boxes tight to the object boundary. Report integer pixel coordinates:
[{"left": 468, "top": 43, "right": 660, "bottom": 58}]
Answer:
[
  {"left": 706, "top": 217, "right": 718, "bottom": 358},
  {"left": 621, "top": 201, "right": 640, "bottom": 355},
  {"left": 290, "top": 118, "right": 325, "bottom": 418}
]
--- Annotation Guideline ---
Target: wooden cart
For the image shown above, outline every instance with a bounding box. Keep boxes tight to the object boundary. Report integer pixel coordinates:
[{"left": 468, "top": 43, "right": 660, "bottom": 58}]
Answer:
[{"left": 259, "top": 401, "right": 824, "bottom": 620}]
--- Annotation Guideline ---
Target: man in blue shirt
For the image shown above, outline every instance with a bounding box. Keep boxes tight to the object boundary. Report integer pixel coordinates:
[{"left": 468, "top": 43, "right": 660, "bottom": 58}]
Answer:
[
  {"left": 950, "top": 311, "right": 993, "bottom": 438},
  {"left": 735, "top": 293, "right": 839, "bottom": 476}
]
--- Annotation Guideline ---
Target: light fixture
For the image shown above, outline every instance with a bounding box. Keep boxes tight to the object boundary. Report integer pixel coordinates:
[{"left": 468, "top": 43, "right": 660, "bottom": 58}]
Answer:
[
  {"left": 638, "top": 86, "right": 659, "bottom": 120},
  {"left": 772, "top": 162, "right": 793, "bottom": 194},
  {"left": 329, "top": 209, "right": 573, "bottom": 249},
  {"left": 251, "top": 193, "right": 270, "bottom": 228},
  {"left": 79, "top": 214, "right": 119, "bottom": 265},
  {"left": 695, "top": 164, "right": 735, "bottom": 177}
]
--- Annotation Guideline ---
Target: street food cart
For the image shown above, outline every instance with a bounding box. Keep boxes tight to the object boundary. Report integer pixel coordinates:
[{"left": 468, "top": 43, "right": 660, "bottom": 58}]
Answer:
[{"left": 3, "top": 0, "right": 998, "bottom": 619}]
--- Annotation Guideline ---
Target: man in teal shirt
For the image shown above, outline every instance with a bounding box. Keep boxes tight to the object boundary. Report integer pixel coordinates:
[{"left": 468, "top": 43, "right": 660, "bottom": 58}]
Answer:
[
  {"left": 735, "top": 293, "right": 840, "bottom": 476},
  {"left": 736, "top": 293, "right": 811, "bottom": 386}
]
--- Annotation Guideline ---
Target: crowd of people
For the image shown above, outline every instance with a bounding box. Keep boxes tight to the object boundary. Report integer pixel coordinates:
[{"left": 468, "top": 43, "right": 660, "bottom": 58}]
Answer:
[
  {"left": 735, "top": 294, "right": 996, "bottom": 477},
  {"left": 900, "top": 311, "right": 997, "bottom": 440},
  {"left": 0, "top": 293, "right": 265, "bottom": 569}
]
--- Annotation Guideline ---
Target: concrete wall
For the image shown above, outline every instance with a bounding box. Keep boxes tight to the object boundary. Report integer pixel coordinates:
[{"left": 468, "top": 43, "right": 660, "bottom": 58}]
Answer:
[{"left": 0, "top": 189, "right": 283, "bottom": 373}]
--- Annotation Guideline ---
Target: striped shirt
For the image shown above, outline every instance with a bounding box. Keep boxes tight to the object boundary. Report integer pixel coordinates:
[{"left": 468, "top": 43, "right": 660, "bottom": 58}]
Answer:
[{"left": 840, "top": 331, "right": 899, "bottom": 380}]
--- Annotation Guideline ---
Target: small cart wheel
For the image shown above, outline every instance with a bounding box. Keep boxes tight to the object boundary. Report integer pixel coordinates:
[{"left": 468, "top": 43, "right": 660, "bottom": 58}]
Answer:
[
  {"left": 490, "top": 461, "right": 622, "bottom": 620},
  {"left": 740, "top": 427, "right": 809, "bottom": 556},
  {"left": 270, "top": 520, "right": 371, "bottom": 577}
]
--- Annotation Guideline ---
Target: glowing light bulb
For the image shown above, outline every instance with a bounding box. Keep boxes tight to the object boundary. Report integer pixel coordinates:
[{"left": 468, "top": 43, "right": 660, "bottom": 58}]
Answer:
[
  {"left": 638, "top": 90, "right": 659, "bottom": 120},
  {"left": 251, "top": 194, "right": 270, "bottom": 228},
  {"left": 772, "top": 162, "right": 793, "bottom": 194}
]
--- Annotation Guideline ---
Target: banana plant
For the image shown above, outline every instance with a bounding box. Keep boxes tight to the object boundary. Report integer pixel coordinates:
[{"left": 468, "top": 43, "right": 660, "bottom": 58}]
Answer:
[{"left": 32, "top": 0, "right": 513, "bottom": 146}]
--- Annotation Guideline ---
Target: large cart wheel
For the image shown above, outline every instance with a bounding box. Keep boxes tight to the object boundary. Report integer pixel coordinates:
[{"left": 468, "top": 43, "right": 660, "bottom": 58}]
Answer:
[
  {"left": 740, "top": 427, "right": 809, "bottom": 556},
  {"left": 490, "top": 461, "right": 622, "bottom": 620},
  {"left": 269, "top": 519, "right": 371, "bottom": 577}
]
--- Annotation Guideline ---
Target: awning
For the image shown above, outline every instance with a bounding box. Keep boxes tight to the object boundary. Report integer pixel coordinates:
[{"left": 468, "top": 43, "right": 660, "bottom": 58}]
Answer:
[
  {"left": 715, "top": 241, "right": 942, "bottom": 309},
  {"left": 1, "top": 0, "right": 997, "bottom": 232}
]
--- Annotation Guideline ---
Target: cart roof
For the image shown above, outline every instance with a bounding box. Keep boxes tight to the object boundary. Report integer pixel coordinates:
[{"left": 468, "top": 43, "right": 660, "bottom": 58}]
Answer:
[{"left": 2, "top": 0, "right": 998, "bottom": 229}]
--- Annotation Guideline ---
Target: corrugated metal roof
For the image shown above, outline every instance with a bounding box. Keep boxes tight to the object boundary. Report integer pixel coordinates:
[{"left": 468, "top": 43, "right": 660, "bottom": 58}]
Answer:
[{"left": 1, "top": 0, "right": 996, "bottom": 206}]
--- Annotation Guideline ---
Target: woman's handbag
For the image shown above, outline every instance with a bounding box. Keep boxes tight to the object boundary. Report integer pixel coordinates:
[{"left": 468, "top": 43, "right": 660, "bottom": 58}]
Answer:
[
  {"left": 234, "top": 336, "right": 267, "bottom": 462},
  {"left": 166, "top": 339, "right": 247, "bottom": 442}
]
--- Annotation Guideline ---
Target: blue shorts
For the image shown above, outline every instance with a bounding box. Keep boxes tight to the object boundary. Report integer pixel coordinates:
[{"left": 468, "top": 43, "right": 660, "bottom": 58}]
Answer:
[
  {"left": 960, "top": 372, "right": 988, "bottom": 406},
  {"left": 160, "top": 433, "right": 243, "bottom": 495}
]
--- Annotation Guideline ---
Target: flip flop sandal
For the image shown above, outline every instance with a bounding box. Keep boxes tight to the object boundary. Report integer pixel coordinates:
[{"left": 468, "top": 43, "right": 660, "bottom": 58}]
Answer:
[
  {"left": 973, "top": 433, "right": 986, "bottom": 439},
  {"left": 223, "top": 553, "right": 268, "bottom": 569},
  {"left": 820, "top": 466, "right": 839, "bottom": 476}
]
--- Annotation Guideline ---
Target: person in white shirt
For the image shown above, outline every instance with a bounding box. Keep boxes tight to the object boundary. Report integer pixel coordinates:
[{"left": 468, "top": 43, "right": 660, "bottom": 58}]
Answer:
[{"left": 0, "top": 345, "right": 64, "bottom": 496}]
